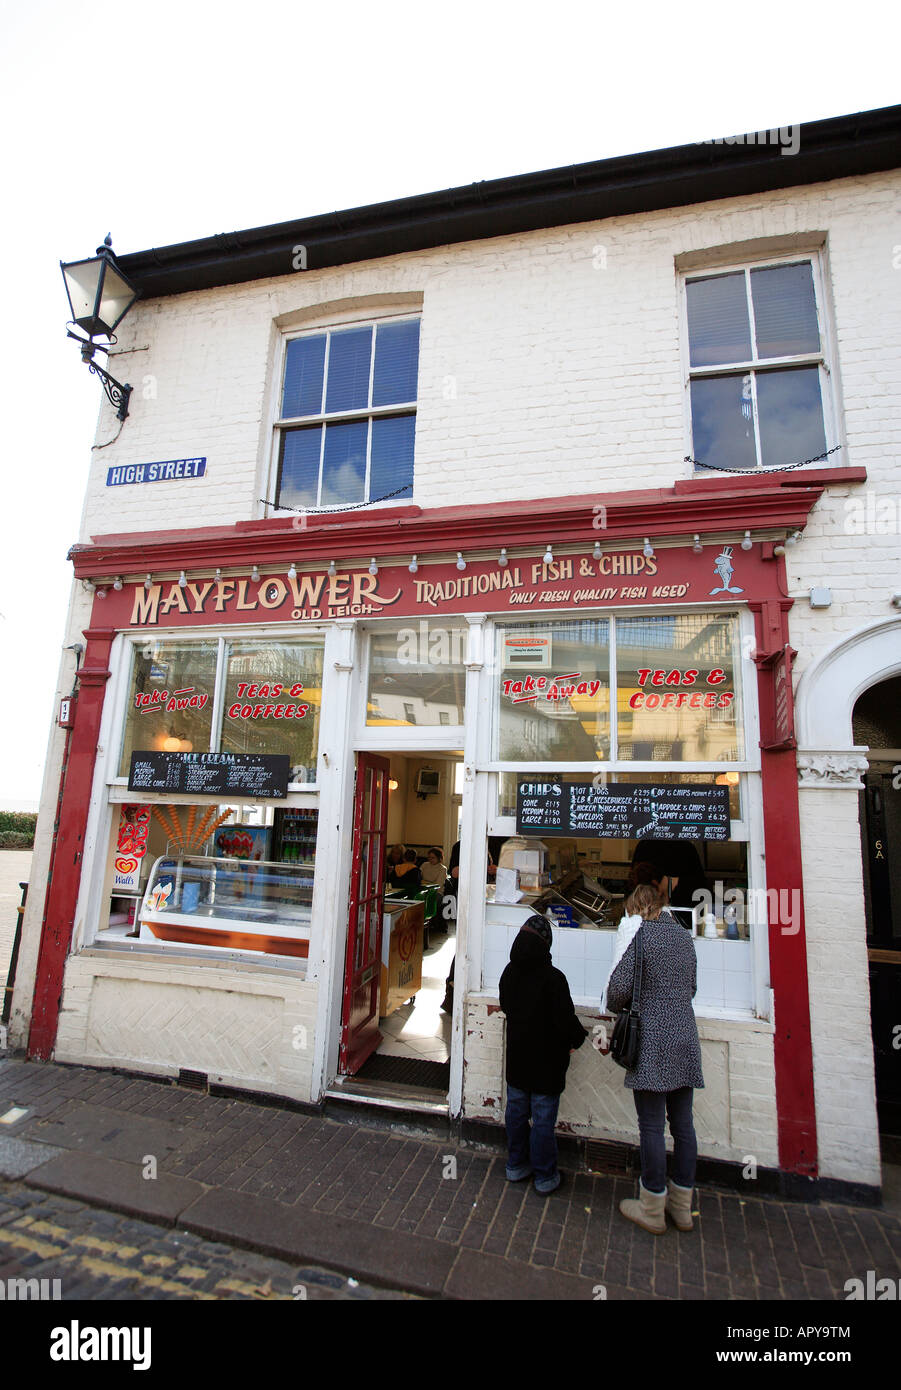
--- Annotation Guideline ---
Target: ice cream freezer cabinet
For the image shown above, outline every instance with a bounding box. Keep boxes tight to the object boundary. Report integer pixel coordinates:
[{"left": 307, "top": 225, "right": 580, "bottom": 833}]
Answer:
[{"left": 138, "top": 854, "right": 313, "bottom": 958}]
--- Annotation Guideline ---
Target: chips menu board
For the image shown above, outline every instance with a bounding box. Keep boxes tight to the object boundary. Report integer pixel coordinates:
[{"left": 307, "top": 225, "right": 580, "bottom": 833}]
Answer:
[
  {"left": 128, "top": 751, "right": 290, "bottom": 798},
  {"left": 516, "top": 779, "right": 731, "bottom": 840}
]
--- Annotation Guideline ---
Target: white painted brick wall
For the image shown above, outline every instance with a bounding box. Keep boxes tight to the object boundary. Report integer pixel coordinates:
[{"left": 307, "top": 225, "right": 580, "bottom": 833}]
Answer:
[
  {"left": 798, "top": 788, "right": 881, "bottom": 1187},
  {"left": 77, "top": 169, "right": 901, "bottom": 546}
]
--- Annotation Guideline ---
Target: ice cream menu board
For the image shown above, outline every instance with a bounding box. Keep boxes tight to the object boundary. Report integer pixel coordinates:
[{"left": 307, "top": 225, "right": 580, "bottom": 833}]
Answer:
[
  {"left": 516, "top": 780, "right": 731, "bottom": 840},
  {"left": 128, "top": 751, "right": 290, "bottom": 798}
]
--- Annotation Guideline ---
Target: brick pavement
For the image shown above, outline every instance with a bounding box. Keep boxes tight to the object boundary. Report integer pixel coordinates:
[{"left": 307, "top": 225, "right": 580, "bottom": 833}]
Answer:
[{"left": 1, "top": 1057, "right": 899, "bottom": 1300}]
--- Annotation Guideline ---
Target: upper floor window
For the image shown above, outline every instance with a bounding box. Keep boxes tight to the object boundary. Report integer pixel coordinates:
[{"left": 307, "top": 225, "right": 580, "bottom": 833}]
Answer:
[
  {"left": 684, "top": 259, "right": 830, "bottom": 471},
  {"left": 275, "top": 317, "right": 420, "bottom": 510}
]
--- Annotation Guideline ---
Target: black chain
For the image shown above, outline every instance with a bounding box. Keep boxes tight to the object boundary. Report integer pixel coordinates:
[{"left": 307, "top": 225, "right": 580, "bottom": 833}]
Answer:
[
  {"left": 259, "top": 484, "right": 412, "bottom": 515},
  {"left": 686, "top": 444, "right": 843, "bottom": 475}
]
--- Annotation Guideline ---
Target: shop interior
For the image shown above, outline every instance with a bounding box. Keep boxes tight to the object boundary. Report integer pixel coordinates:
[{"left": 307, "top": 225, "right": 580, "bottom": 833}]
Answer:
[{"left": 343, "top": 752, "right": 464, "bottom": 1099}]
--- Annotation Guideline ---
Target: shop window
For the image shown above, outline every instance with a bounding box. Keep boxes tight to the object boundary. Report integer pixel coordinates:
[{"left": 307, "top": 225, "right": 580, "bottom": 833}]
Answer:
[
  {"left": 367, "top": 624, "right": 466, "bottom": 726},
  {"left": 275, "top": 318, "right": 419, "bottom": 510},
  {"left": 616, "top": 612, "right": 744, "bottom": 762},
  {"left": 119, "top": 639, "right": 219, "bottom": 776},
  {"left": 220, "top": 638, "right": 324, "bottom": 782},
  {"left": 493, "top": 618, "right": 611, "bottom": 761},
  {"left": 118, "top": 636, "right": 324, "bottom": 782},
  {"left": 684, "top": 259, "right": 831, "bottom": 471}
]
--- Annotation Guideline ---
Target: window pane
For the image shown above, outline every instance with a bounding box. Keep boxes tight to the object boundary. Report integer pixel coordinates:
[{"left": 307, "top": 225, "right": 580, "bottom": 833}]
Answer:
[
  {"left": 282, "top": 335, "right": 326, "bottom": 417},
  {"left": 119, "top": 640, "right": 219, "bottom": 775},
  {"left": 370, "top": 413, "right": 415, "bottom": 501},
  {"left": 220, "top": 639, "right": 324, "bottom": 783},
  {"left": 367, "top": 624, "right": 466, "bottom": 726},
  {"left": 372, "top": 320, "right": 420, "bottom": 406},
  {"left": 324, "top": 327, "right": 372, "bottom": 413},
  {"left": 689, "top": 375, "right": 757, "bottom": 470},
  {"left": 756, "top": 367, "right": 827, "bottom": 470},
  {"left": 321, "top": 419, "right": 367, "bottom": 505},
  {"left": 278, "top": 426, "right": 321, "bottom": 508},
  {"left": 751, "top": 263, "right": 820, "bottom": 358},
  {"left": 494, "top": 619, "right": 610, "bottom": 761},
  {"left": 616, "top": 612, "right": 744, "bottom": 762},
  {"left": 686, "top": 273, "right": 752, "bottom": 367}
]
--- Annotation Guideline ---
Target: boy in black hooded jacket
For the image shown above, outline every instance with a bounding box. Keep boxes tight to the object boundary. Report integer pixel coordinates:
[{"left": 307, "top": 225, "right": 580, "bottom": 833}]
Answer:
[{"left": 498, "top": 915, "right": 587, "bottom": 1194}]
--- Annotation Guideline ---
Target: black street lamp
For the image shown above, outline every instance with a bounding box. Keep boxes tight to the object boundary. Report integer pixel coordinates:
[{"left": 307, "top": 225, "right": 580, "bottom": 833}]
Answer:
[{"left": 61, "top": 235, "right": 138, "bottom": 421}]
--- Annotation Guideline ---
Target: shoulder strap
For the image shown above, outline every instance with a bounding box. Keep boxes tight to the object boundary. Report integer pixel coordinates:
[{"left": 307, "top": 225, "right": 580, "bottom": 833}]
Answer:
[{"left": 631, "top": 927, "right": 644, "bottom": 1010}]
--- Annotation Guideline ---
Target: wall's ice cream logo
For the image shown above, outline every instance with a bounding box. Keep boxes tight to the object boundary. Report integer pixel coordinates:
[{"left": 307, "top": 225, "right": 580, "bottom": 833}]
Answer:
[{"left": 709, "top": 546, "right": 743, "bottom": 595}]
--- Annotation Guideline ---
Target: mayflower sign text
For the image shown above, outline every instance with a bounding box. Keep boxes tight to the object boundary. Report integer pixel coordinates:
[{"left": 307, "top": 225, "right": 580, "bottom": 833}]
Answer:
[{"left": 115, "top": 546, "right": 766, "bottom": 629}]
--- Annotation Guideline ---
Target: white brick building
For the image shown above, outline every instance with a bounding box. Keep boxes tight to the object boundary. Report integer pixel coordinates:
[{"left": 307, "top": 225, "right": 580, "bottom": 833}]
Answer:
[{"left": 12, "top": 103, "right": 901, "bottom": 1204}]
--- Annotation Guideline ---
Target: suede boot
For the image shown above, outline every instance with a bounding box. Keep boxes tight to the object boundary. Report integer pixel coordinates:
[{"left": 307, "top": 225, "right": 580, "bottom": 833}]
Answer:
[
  {"left": 619, "top": 1179, "right": 666, "bottom": 1234},
  {"left": 665, "top": 1179, "right": 694, "bottom": 1231}
]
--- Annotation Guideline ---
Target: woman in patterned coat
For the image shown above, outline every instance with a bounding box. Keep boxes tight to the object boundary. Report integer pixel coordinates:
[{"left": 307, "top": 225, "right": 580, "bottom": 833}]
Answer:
[{"left": 604, "top": 868, "right": 704, "bottom": 1235}]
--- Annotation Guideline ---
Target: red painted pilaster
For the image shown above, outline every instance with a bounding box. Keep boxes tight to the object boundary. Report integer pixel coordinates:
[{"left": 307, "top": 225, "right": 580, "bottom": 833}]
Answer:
[
  {"left": 751, "top": 593, "right": 818, "bottom": 1178},
  {"left": 28, "top": 627, "right": 114, "bottom": 1060}
]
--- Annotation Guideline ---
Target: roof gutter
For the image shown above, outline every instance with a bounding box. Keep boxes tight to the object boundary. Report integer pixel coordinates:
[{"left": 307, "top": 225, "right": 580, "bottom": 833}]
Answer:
[{"left": 116, "top": 106, "right": 901, "bottom": 300}]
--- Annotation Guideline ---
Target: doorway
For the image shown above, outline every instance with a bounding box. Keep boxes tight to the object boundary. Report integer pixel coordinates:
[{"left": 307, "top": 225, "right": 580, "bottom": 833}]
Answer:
[
  {"left": 336, "top": 750, "right": 463, "bottom": 1101},
  {"left": 854, "top": 676, "right": 901, "bottom": 1139}
]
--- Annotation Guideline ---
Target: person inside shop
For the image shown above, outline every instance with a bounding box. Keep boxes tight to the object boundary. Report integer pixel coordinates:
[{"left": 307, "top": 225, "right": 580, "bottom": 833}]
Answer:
[
  {"left": 499, "top": 914, "right": 587, "bottom": 1195},
  {"left": 632, "top": 839, "right": 707, "bottom": 915},
  {"left": 385, "top": 843, "right": 406, "bottom": 878},
  {"left": 419, "top": 847, "right": 447, "bottom": 887},
  {"left": 602, "top": 861, "right": 704, "bottom": 1235},
  {"left": 388, "top": 847, "right": 422, "bottom": 893}
]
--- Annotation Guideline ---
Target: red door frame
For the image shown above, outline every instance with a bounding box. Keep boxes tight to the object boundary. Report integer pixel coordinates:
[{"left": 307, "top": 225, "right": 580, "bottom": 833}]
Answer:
[{"left": 339, "top": 753, "right": 390, "bottom": 1074}]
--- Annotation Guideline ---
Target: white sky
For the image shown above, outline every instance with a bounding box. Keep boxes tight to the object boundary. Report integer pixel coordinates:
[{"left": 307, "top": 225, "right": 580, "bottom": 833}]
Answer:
[{"left": 0, "top": 0, "right": 897, "bottom": 806}]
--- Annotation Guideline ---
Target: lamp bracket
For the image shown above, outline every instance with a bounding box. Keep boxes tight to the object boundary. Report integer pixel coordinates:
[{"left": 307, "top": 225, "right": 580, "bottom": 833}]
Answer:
[{"left": 86, "top": 358, "right": 132, "bottom": 420}]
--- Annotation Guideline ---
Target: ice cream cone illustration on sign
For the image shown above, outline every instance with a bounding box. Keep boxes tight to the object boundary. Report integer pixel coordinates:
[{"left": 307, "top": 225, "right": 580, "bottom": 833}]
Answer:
[{"left": 709, "top": 545, "right": 744, "bottom": 595}]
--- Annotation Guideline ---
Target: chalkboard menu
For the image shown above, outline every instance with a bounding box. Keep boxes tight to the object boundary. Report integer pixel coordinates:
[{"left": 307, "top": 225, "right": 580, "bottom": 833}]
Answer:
[
  {"left": 516, "top": 779, "right": 731, "bottom": 841},
  {"left": 128, "top": 751, "right": 290, "bottom": 798}
]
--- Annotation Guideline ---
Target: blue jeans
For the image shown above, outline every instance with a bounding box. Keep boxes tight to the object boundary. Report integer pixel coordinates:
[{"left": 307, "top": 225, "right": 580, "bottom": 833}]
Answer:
[
  {"left": 505, "top": 1085, "right": 561, "bottom": 1192},
  {"left": 632, "top": 1088, "right": 697, "bottom": 1193}
]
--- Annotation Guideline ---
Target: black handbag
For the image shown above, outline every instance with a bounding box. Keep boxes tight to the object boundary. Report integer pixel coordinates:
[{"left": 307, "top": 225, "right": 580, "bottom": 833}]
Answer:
[{"left": 610, "top": 927, "right": 643, "bottom": 1070}]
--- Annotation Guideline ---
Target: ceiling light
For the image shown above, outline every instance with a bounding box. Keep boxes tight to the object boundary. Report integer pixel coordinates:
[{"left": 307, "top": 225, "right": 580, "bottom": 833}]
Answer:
[
  {"left": 369, "top": 558, "right": 378, "bottom": 576},
  {"left": 327, "top": 560, "right": 337, "bottom": 577},
  {"left": 498, "top": 548, "right": 508, "bottom": 567},
  {"left": 643, "top": 538, "right": 654, "bottom": 558},
  {"left": 543, "top": 544, "right": 553, "bottom": 564},
  {"left": 741, "top": 531, "right": 753, "bottom": 551},
  {"left": 456, "top": 552, "right": 467, "bottom": 571},
  {"left": 408, "top": 555, "right": 418, "bottom": 574},
  {"left": 692, "top": 535, "right": 703, "bottom": 554}
]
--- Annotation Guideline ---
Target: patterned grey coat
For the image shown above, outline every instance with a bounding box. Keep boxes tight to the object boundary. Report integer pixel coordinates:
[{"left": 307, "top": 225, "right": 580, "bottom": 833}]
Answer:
[{"left": 605, "top": 911, "right": 704, "bottom": 1092}]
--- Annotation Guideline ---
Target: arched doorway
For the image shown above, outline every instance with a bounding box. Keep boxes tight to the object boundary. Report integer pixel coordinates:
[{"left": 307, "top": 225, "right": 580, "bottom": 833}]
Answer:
[{"left": 853, "top": 676, "right": 901, "bottom": 1139}]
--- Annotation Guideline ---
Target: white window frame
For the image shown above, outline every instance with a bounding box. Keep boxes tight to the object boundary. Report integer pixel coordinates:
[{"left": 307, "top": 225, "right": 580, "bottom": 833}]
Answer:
[
  {"left": 270, "top": 311, "right": 421, "bottom": 515},
  {"left": 679, "top": 251, "right": 839, "bottom": 473},
  {"left": 108, "top": 625, "right": 329, "bottom": 795}
]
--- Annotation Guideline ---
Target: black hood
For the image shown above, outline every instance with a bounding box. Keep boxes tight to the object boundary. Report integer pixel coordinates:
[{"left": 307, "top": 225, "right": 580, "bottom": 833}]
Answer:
[{"left": 510, "top": 930, "right": 552, "bottom": 970}]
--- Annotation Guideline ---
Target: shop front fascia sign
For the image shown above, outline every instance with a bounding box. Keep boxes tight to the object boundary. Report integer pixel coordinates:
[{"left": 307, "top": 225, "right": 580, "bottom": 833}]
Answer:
[{"left": 95, "top": 544, "right": 771, "bottom": 630}]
